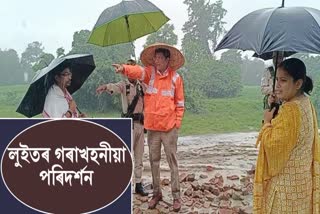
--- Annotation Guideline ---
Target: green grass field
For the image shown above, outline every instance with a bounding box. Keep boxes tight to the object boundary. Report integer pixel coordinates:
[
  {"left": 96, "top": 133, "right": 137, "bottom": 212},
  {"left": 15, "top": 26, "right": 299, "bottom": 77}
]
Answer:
[
  {"left": 181, "top": 86, "right": 263, "bottom": 135},
  {"left": 0, "top": 85, "right": 29, "bottom": 118},
  {"left": 0, "top": 84, "right": 264, "bottom": 135}
]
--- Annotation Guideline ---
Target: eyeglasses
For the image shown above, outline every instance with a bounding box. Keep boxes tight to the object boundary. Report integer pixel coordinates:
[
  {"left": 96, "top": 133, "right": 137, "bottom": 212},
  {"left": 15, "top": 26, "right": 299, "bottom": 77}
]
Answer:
[{"left": 60, "top": 72, "right": 72, "bottom": 77}]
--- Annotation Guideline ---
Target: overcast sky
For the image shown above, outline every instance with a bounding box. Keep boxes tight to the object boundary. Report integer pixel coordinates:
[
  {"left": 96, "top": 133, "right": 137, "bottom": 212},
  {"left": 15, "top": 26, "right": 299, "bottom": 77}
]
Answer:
[{"left": 1, "top": 0, "right": 319, "bottom": 57}]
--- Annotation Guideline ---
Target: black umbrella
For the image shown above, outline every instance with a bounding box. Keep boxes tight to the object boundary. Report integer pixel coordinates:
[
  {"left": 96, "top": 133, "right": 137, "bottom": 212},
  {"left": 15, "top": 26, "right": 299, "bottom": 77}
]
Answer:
[
  {"left": 215, "top": 5, "right": 320, "bottom": 90},
  {"left": 215, "top": 6, "right": 320, "bottom": 55},
  {"left": 252, "top": 51, "right": 296, "bottom": 60},
  {"left": 16, "top": 54, "right": 96, "bottom": 118}
]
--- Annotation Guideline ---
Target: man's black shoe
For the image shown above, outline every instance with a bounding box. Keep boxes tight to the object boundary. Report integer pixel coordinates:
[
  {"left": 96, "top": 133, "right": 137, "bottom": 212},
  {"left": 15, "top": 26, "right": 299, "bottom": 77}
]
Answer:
[{"left": 135, "top": 183, "right": 148, "bottom": 196}]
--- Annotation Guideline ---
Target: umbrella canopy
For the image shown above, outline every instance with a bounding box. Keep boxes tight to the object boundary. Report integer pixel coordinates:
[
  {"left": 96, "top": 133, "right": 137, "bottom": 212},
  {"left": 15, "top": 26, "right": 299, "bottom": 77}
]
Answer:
[
  {"left": 215, "top": 6, "right": 320, "bottom": 56},
  {"left": 87, "top": 0, "right": 170, "bottom": 47},
  {"left": 252, "top": 51, "right": 296, "bottom": 60},
  {"left": 16, "top": 54, "right": 96, "bottom": 118}
]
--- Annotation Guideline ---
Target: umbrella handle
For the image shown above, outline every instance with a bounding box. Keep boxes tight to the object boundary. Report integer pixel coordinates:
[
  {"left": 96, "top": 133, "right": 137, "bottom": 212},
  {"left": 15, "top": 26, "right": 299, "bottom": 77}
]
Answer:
[{"left": 76, "top": 107, "right": 82, "bottom": 115}]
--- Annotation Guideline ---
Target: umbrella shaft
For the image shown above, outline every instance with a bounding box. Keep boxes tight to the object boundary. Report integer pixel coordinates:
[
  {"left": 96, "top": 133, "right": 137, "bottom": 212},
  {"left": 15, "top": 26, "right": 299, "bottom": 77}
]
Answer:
[
  {"left": 125, "top": 15, "right": 132, "bottom": 42},
  {"left": 76, "top": 107, "right": 82, "bottom": 114},
  {"left": 272, "top": 51, "right": 279, "bottom": 92}
]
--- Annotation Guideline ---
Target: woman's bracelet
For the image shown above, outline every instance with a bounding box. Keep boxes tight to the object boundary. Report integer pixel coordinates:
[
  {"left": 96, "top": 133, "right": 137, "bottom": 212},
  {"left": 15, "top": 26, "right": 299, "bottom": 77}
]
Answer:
[{"left": 66, "top": 110, "right": 72, "bottom": 117}]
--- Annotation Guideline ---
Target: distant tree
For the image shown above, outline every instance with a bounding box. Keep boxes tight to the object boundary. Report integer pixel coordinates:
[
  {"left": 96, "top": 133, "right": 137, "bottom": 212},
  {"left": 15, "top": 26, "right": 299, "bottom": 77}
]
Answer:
[
  {"left": 188, "top": 58, "right": 242, "bottom": 98},
  {"left": 21, "top": 41, "right": 45, "bottom": 67},
  {"left": 32, "top": 53, "right": 55, "bottom": 72},
  {"left": 294, "top": 53, "right": 320, "bottom": 79},
  {"left": 220, "top": 50, "right": 242, "bottom": 65},
  {"left": 179, "top": 67, "right": 205, "bottom": 113},
  {"left": 144, "top": 24, "right": 178, "bottom": 47},
  {"left": 56, "top": 47, "right": 65, "bottom": 58},
  {"left": 293, "top": 53, "right": 320, "bottom": 120},
  {"left": 293, "top": 53, "right": 310, "bottom": 60},
  {"left": 182, "top": 0, "right": 226, "bottom": 56},
  {"left": 312, "top": 78, "right": 320, "bottom": 121},
  {"left": 0, "top": 49, "right": 23, "bottom": 85},
  {"left": 179, "top": 0, "right": 243, "bottom": 108},
  {"left": 240, "top": 56, "right": 265, "bottom": 86},
  {"left": 20, "top": 41, "right": 48, "bottom": 81},
  {"left": 68, "top": 30, "right": 134, "bottom": 112},
  {"left": 182, "top": 38, "right": 213, "bottom": 66}
]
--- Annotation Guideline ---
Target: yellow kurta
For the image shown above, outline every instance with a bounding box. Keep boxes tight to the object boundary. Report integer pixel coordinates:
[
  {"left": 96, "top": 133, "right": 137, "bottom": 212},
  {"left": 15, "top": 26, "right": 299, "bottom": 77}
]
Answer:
[{"left": 254, "top": 96, "right": 320, "bottom": 214}]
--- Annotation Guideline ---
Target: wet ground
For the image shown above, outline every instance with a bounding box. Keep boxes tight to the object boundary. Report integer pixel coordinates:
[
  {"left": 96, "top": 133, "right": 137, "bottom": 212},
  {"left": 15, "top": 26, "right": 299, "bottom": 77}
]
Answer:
[{"left": 133, "top": 132, "right": 259, "bottom": 214}]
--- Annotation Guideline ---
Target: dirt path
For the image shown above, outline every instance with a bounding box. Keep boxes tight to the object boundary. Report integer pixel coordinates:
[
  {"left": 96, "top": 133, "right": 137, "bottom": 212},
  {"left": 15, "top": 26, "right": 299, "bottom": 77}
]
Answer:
[{"left": 133, "top": 132, "right": 259, "bottom": 214}]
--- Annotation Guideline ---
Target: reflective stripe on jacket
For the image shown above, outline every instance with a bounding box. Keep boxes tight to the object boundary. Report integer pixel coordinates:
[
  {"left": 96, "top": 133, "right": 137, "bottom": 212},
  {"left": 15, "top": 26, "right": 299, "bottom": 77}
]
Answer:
[{"left": 122, "top": 65, "right": 185, "bottom": 131}]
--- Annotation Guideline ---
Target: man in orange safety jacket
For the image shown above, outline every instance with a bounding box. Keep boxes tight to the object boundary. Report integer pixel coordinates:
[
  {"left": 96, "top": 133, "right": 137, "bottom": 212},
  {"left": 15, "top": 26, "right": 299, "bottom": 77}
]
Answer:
[{"left": 112, "top": 43, "right": 185, "bottom": 212}]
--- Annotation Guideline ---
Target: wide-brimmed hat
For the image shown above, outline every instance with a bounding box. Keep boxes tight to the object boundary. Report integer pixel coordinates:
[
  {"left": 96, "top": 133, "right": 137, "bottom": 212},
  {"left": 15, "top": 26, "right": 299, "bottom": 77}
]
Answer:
[{"left": 140, "top": 43, "right": 185, "bottom": 70}]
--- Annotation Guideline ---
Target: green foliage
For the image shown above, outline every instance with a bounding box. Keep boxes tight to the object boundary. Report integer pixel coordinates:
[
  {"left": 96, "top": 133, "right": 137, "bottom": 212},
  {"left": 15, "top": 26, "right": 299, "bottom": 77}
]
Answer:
[
  {"left": 184, "top": 88, "right": 205, "bottom": 113},
  {"left": 182, "top": 38, "right": 213, "bottom": 66},
  {"left": 182, "top": 0, "right": 226, "bottom": 55},
  {"left": 0, "top": 49, "right": 24, "bottom": 85},
  {"left": 68, "top": 30, "right": 134, "bottom": 113},
  {"left": 312, "top": 77, "right": 320, "bottom": 119},
  {"left": 179, "top": 68, "right": 205, "bottom": 113},
  {"left": 21, "top": 41, "right": 45, "bottom": 66},
  {"left": 0, "top": 84, "right": 264, "bottom": 134},
  {"left": 181, "top": 86, "right": 263, "bottom": 135},
  {"left": 240, "top": 56, "right": 265, "bottom": 86},
  {"left": 289, "top": 54, "right": 320, "bottom": 119},
  {"left": 220, "top": 50, "right": 242, "bottom": 65},
  {"left": 32, "top": 53, "right": 55, "bottom": 72},
  {"left": 220, "top": 50, "right": 265, "bottom": 86},
  {"left": 181, "top": 0, "right": 240, "bottom": 106},
  {"left": 144, "top": 24, "right": 178, "bottom": 47},
  {"left": 56, "top": 47, "right": 65, "bottom": 58},
  {"left": 294, "top": 53, "right": 320, "bottom": 80},
  {"left": 3, "top": 84, "right": 320, "bottom": 135},
  {"left": 20, "top": 41, "right": 55, "bottom": 83},
  {"left": 187, "top": 58, "right": 243, "bottom": 98}
]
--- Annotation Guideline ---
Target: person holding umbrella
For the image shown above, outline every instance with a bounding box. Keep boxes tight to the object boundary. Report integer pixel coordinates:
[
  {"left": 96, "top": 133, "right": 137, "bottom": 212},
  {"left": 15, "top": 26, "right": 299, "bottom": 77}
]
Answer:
[
  {"left": 96, "top": 59, "right": 148, "bottom": 196},
  {"left": 112, "top": 43, "right": 185, "bottom": 212},
  {"left": 261, "top": 52, "right": 284, "bottom": 109},
  {"left": 42, "top": 65, "right": 86, "bottom": 118},
  {"left": 255, "top": 58, "right": 320, "bottom": 213},
  {"left": 16, "top": 54, "right": 95, "bottom": 118},
  {"left": 213, "top": 3, "right": 320, "bottom": 213}
]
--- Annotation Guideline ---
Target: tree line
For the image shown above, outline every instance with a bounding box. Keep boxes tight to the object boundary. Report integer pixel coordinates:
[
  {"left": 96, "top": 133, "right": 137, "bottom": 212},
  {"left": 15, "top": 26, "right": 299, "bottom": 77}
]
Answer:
[{"left": 1, "top": 0, "right": 320, "bottom": 115}]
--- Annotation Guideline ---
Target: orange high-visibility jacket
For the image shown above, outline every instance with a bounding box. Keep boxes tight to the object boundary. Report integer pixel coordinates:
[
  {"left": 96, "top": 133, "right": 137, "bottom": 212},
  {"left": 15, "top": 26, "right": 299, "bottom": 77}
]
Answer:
[{"left": 122, "top": 65, "right": 185, "bottom": 131}]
